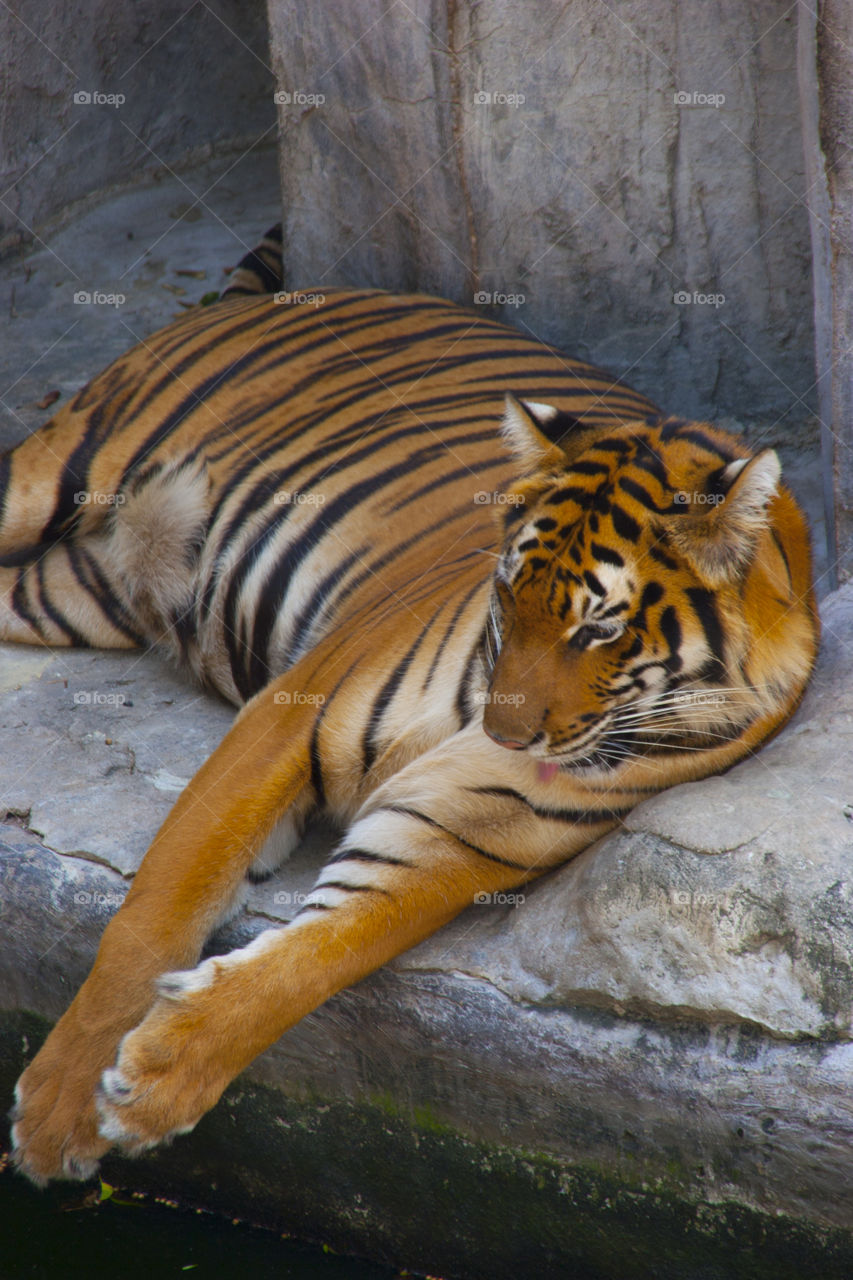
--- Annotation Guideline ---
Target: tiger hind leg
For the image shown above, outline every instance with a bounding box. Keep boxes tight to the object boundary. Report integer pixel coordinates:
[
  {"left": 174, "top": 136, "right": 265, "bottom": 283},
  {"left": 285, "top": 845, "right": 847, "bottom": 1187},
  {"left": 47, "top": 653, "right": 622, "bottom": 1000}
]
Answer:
[
  {"left": 0, "top": 458, "right": 210, "bottom": 654},
  {"left": 0, "top": 547, "right": 142, "bottom": 648}
]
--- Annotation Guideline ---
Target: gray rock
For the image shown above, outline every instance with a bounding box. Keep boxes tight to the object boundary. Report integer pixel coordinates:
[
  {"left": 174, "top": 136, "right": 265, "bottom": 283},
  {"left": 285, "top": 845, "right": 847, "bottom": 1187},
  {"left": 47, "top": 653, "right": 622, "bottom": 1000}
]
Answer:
[
  {"left": 2, "top": 587, "right": 853, "bottom": 1270},
  {"left": 0, "top": 0, "right": 274, "bottom": 258},
  {"left": 269, "top": 0, "right": 815, "bottom": 426}
]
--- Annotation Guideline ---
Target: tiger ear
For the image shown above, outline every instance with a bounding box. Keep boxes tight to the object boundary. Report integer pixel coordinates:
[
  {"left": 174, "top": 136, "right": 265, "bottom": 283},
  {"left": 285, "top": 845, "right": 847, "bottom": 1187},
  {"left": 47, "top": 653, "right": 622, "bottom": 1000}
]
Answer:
[
  {"left": 668, "top": 449, "right": 782, "bottom": 585},
  {"left": 501, "top": 395, "right": 569, "bottom": 472}
]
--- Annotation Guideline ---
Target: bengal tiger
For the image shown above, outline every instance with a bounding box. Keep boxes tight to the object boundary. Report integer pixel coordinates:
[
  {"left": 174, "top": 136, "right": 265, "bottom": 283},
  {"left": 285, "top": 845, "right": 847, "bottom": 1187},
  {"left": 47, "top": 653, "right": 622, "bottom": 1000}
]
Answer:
[{"left": 7, "top": 226, "right": 818, "bottom": 1185}]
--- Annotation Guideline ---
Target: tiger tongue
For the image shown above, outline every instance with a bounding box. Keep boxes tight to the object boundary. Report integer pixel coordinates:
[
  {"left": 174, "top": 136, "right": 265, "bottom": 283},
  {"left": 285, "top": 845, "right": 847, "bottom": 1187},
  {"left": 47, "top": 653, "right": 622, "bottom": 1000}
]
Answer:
[{"left": 537, "top": 761, "right": 561, "bottom": 783}]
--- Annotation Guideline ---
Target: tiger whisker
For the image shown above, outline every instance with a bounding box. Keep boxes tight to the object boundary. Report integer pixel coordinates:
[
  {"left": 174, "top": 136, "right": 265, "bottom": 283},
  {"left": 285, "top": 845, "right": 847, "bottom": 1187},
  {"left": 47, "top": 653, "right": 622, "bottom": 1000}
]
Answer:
[{"left": 602, "top": 737, "right": 713, "bottom": 752}]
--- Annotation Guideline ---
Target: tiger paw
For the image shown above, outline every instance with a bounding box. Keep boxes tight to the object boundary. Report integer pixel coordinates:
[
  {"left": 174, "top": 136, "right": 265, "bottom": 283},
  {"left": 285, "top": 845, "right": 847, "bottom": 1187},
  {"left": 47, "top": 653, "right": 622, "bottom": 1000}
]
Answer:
[
  {"left": 95, "top": 992, "right": 234, "bottom": 1153},
  {"left": 11, "top": 1023, "right": 111, "bottom": 1184}
]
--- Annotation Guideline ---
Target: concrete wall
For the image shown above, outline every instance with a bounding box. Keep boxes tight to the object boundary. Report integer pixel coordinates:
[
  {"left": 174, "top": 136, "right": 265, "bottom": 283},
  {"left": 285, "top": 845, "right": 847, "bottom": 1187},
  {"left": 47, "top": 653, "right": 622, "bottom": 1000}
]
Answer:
[
  {"left": 268, "top": 0, "right": 815, "bottom": 427},
  {"left": 0, "top": 0, "right": 275, "bottom": 256}
]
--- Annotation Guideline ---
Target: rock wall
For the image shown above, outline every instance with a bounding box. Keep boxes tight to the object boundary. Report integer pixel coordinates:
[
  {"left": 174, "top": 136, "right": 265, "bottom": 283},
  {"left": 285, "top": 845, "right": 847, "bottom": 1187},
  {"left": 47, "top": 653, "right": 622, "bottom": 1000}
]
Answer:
[
  {"left": 0, "top": 0, "right": 275, "bottom": 257},
  {"left": 268, "top": 0, "right": 815, "bottom": 425}
]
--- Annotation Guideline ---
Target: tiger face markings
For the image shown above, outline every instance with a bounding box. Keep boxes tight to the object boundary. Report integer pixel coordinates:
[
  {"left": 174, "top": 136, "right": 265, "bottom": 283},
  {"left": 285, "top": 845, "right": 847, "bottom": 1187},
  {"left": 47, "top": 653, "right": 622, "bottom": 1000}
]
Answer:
[
  {"left": 483, "top": 402, "right": 808, "bottom": 774},
  {"left": 6, "top": 231, "right": 819, "bottom": 1183}
]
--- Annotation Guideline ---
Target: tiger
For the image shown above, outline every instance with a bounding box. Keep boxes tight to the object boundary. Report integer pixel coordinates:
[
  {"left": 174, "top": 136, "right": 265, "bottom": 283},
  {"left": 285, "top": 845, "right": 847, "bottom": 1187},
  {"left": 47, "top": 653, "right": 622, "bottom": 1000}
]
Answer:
[{"left": 6, "top": 226, "right": 818, "bottom": 1185}]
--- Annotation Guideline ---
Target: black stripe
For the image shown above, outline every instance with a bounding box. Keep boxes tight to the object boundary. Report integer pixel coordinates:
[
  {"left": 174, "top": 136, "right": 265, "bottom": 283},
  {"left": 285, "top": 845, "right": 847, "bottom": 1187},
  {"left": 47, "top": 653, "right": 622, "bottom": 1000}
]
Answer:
[
  {"left": 11, "top": 570, "right": 46, "bottom": 640},
  {"left": 317, "top": 880, "right": 390, "bottom": 896},
  {"left": 322, "top": 505, "right": 482, "bottom": 626},
  {"left": 589, "top": 436, "right": 632, "bottom": 456},
  {"left": 455, "top": 636, "right": 485, "bottom": 727},
  {"left": 228, "top": 248, "right": 280, "bottom": 295},
  {"left": 361, "top": 610, "right": 439, "bottom": 775},
  {"left": 421, "top": 580, "right": 484, "bottom": 693},
  {"left": 120, "top": 293, "right": 405, "bottom": 469},
  {"left": 610, "top": 504, "right": 640, "bottom": 542},
  {"left": 70, "top": 545, "right": 146, "bottom": 644},
  {"left": 243, "top": 434, "right": 476, "bottom": 695},
  {"left": 325, "top": 847, "right": 411, "bottom": 868},
  {"left": 583, "top": 569, "right": 606, "bottom": 596},
  {"left": 35, "top": 555, "right": 88, "bottom": 646},
  {"left": 277, "top": 548, "right": 366, "bottom": 670},
  {"left": 685, "top": 586, "right": 726, "bottom": 678},
  {"left": 387, "top": 455, "right": 508, "bottom": 514},
  {"left": 590, "top": 542, "right": 624, "bottom": 567},
  {"left": 648, "top": 544, "right": 678, "bottom": 570},
  {"left": 306, "top": 658, "right": 362, "bottom": 809},
  {"left": 659, "top": 604, "right": 683, "bottom": 674},
  {"left": 126, "top": 301, "right": 300, "bottom": 430},
  {"left": 618, "top": 475, "right": 663, "bottom": 511},
  {"left": 631, "top": 438, "right": 668, "bottom": 485},
  {"left": 217, "top": 413, "right": 496, "bottom": 661},
  {"left": 468, "top": 785, "right": 630, "bottom": 824},
  {"left": 770, "top": 528, "right": 793, "bottom": 592},
  {"left": 0, "top": 453, "right": 11, "bottom": 528},
  {"left": 382, "top": 804, "right": 530, "bottom": 870},
  {"left": 545, "top": 485, "right": 595, "bottom": 507},
  {"left": 677, "top": 428, "right": 734, "bottom": 459},
  {"left": 658, "top": 419, "right": 735, "bottom": 460},
  {"left": 568, "top": 460, "right": 611, "bottom": 477}
]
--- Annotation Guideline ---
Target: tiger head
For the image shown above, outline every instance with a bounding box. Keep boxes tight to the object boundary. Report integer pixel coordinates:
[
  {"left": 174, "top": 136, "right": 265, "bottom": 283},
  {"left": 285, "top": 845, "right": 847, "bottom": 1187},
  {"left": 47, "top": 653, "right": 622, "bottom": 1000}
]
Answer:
[{"left": 482, "top": 396, "right": 818, "bottom": 778}]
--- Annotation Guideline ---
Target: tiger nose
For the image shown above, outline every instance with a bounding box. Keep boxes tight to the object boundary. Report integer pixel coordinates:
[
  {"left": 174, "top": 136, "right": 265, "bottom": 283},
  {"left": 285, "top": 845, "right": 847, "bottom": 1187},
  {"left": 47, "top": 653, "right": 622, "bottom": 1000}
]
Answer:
[{"left": 483, "top": 725, "right": 529, "bottom": 750}]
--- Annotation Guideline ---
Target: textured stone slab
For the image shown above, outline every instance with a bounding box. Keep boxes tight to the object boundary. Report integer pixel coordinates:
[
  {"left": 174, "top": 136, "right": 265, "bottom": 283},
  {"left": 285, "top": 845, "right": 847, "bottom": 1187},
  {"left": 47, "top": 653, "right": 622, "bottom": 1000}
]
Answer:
[
  {"left": 268, "top": 0, "right": 815, "bottom": 427},
  {"left": 0, "top": 587, "right": 852, "bottom": 1265}
]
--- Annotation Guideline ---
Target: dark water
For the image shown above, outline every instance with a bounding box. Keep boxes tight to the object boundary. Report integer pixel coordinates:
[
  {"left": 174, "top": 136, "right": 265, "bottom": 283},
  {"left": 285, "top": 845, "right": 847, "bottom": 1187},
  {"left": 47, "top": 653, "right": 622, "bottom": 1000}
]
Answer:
[{"left": 0, "top": 1165, "right": 411, "bottom": 1280}]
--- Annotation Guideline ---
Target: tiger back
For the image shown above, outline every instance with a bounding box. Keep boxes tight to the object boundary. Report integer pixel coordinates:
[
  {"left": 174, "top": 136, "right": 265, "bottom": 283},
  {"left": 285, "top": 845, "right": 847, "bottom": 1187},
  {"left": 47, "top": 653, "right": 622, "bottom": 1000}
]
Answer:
[{"left": 7, "top": 228, "right": 818, "bottom": 1184}]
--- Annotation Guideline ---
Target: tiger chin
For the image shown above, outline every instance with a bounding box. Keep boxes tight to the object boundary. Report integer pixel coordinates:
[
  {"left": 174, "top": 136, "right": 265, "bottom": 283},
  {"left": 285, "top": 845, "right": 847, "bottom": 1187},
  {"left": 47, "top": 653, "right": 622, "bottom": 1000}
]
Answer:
[{"left": 5, "top": 228, "right": 818, "bottom": 1185}]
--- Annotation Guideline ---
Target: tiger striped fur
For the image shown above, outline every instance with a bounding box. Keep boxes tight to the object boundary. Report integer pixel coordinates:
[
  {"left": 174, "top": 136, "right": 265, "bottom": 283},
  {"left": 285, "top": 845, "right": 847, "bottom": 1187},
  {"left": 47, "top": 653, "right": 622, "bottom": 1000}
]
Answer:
[{"left": 8, "top": 228, "right": 818, "bottom": 1184}]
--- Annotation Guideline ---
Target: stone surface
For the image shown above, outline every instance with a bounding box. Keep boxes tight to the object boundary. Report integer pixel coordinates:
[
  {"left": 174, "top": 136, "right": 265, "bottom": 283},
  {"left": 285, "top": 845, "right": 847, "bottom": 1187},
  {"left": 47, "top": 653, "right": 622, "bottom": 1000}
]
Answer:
[
  {"left": 811, "top": 0, "right": 853, "bottom": 579},
  {"left": 1, "top": 583, "right": 852, "bottom": 1266},
  {"left": 0, "top": 0, "right": 275, "bottom": 258},
  {"left": 269, "top": 0, "right": 815, "bottom": 428},
  {"left": 0, "top": 147, "right": 280, "bottom": 452}
]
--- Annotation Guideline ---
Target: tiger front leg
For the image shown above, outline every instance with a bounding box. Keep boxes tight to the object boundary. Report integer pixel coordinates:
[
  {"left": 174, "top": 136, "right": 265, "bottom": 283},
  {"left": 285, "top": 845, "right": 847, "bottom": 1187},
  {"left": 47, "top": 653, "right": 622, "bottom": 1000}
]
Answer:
[
  {"left": 94, "top": 815, "right": 529, "bottom": 1152},
  {"left": 94, "top": 728, "right": 617, "bottom": 1153}
]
